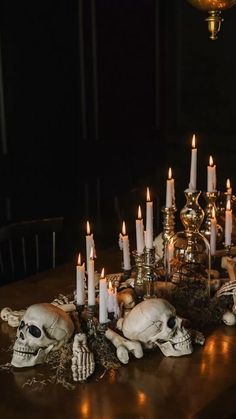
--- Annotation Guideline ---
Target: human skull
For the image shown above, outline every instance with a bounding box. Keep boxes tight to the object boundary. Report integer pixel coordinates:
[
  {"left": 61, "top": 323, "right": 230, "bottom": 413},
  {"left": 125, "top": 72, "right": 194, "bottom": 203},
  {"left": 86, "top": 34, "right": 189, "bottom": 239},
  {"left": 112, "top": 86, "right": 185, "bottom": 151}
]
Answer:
[
  {"left": 11, "top": 303, "right": 74, "bottom": 368},
  {"left": 119, "top": 298, "right": 193, "bottom": 357}
]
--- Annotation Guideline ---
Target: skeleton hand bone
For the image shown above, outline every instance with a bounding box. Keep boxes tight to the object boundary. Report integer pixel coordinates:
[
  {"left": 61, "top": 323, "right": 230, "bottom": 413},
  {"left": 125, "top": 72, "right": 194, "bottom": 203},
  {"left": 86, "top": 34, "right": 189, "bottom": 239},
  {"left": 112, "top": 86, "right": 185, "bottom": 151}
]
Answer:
[
  {"left": 105, "top": 328, "right": 143, "bottom": 364},
  {"left": 216, "top": 281, "right": 236, "bottom": 298},
  {"left": 71, "top": 333, "right": 95, "bottom": 382}
]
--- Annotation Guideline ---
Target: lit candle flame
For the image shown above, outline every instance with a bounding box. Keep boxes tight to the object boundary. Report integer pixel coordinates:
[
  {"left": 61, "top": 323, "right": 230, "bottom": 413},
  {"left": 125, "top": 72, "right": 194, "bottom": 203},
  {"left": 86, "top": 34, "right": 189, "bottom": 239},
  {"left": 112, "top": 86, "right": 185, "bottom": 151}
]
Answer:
[
  {"left": 168, "top": 167, "right": 172, "bottom": 180},
  {"left": 192, "top": 134, "right": 196, "bottom": 149},
  {"left": 86, "top": 221, "right": 91, "bottom": 235},
  {"left": 209, "top": 155, "right": 214, "bottom": 167},
  {"left": 146, "top": 187, "right": 151, "bottom": 202},
  {"left": 77, "top": 253, "right": 81, "bottom": 266},
  {"left": 212, "top": 207, "right": 216, "bottom": 219},
  {"left": 138, "top": 205, "right": 142, "bottom": 220},
  {"left": 122, "top": 221, "right": 126, "bottom": 236},
  {"left": 109, "top": 280, "right": 113, "bottom": 290},
  {"left": 226, "top": 199, "right": 231, "bottom": 211},
  {"left": 100, "top": 267, "right": 105, "bottom": 278},
  {"left": 227, "top": 178, "right": 231, "bottom": 190},
  {"left": 90, "top": 246, "right": 94, "bottom": 259}
]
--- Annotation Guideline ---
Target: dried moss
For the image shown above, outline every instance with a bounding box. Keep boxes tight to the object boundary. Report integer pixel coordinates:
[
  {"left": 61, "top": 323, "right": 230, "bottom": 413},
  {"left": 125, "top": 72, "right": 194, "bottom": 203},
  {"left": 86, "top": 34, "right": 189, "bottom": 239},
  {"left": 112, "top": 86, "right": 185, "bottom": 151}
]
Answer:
[{"left": 159, "top": 280, "right": 232, "bottom": 330}]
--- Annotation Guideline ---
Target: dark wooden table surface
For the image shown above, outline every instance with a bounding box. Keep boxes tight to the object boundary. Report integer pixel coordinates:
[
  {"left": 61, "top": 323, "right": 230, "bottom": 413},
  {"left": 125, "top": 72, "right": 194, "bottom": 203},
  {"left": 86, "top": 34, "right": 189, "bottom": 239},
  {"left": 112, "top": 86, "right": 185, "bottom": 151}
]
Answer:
[{"left": 1, "top": 250, "right": 236, "bottom": 419}]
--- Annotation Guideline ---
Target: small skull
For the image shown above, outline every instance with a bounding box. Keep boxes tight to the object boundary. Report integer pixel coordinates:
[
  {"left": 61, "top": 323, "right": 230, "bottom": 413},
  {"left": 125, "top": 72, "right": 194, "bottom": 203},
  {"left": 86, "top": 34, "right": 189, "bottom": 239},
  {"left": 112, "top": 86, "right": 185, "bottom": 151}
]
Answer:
[
  {"left": 11, "top": 303, "right": 74, "bottom": 368},
  {"left": 119, "top": 299, "right": 193, "bottom": 357},
  {"left": 117, "top": 289, "right": 136, "bottom": 317},
  {"left": 1, "top": 307, "right": 12, "bottom": 322}
]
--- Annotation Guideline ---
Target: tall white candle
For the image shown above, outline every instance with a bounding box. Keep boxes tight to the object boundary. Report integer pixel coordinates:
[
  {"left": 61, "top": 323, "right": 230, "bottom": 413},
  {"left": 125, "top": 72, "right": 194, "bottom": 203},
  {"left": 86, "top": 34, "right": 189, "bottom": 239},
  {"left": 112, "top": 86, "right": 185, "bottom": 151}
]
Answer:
[
  {"left": 188, "top": 134, "right": 197, "bottom": 191},
  {"left": 136, "top": 206, "right": 144, "bottom": 254},
  {"left": 121, "top": 221, "right": 131, "bottom": 270},
  {"left": 113, "top": 287, "right": 120, "bottom": 319},
  {"left": 166, "top": 167, "right": 174, "bottom": 208},
  {"left": 87, "top": 247, "right": 95, "bottom": 306},
  {"left": 210, "top": 207, "right": 217, "bottom": 256},
  {"left": 107, "top": 280, "right": 114, "bottom": 313},
  {"left": 225, "top": 199, "right": 232, "bottom": 247},
  {"left": 172, "top": 172, "right": 175, "bottom": 206},
  {"left": 99, "top": 268, "right": 108, "bottom": 324},
  {"left": 146, "top": 187, "right": 153, "bottom": 249},
  {"left": 86, "top": 221, "right": 94, "bottom": 272},
  {"left": 207, "top": 156, "right": 216, "bottom": 192},
  {"left": 76, "top": 254, "right": 85, "bottom": 305}
]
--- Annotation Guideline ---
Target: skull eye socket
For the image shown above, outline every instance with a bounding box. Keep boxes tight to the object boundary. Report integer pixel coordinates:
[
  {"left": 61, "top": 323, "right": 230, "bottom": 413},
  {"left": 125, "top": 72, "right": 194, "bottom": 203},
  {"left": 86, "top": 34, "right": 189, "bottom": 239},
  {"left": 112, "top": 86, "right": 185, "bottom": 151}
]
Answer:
[
  {"left": 167, "top": 316, "right": 176, "bottom": 329},
  {"left": 19, "top": 320, "right": 25, "bottom": 330},
  {"left": 28, "top": 325, "right": 42, "bottom": 338}
]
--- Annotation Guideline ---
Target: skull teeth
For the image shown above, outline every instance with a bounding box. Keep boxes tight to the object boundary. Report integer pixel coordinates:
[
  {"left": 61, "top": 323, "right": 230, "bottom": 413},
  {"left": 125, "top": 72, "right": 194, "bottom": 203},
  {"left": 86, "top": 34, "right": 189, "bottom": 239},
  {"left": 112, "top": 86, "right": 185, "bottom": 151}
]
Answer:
[
  {"left": 173, "top": 338, "right": 192, "bottom": 350},
  {"left": 14, "top": 349, "right": 38, "bottom": 356},
  {"left": 13, "top": 344, "right": 39, "bottom": 357}
]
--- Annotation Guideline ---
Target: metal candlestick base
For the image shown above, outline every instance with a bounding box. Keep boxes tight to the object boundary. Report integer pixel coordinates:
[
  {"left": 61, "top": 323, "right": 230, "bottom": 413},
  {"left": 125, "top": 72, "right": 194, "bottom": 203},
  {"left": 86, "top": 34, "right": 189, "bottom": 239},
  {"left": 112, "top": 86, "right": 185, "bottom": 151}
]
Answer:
[
  {"left": 132, "top": 250, "right": 145, "bottom": 299},
  {"left": 167, "top": 190, "right": 211, "bottom": 297},
  {"left": 87, "top": 305, "right": 97, "bottom": 336},
  {"left": 202, "top": 191, "right": 223, "bottom": 243},
  {"left": 160, "top": 205, "right": 177, "bottom": 272},
  {"left": 76, "top": 304, "right": 85, "bottom": 327},
  {"left": 162, "top": 206, "right": 177, "bottom": 249},
  {"left": 143, "top": 247, "right": 157, "bottom": 299},
  {"left": 76, "top": 304, "right": 85, "bottom": 315},
  {"left": 224, "top": 243, "right": 233, "bottom": 258}
]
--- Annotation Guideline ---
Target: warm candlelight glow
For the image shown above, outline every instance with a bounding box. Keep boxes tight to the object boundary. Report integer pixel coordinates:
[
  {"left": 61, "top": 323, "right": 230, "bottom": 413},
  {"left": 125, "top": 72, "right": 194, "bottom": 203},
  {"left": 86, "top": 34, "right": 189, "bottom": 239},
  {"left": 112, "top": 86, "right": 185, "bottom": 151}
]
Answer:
[
  {"left": 192, "top": 134, "right": 196, "bottom": 148},
  {"left": 108, "top": 280, "right": 112, "bottom": 290},
  {"left": 77, "top": 253, "right": 81, "bottom": 266},
  {"left": 209, "top": 155, "right": 214, "bottom": 166},
  {"left": 86, "top": 221, "right": 90, "bottom": 235},
  {"left": 122, "top": 221, "right": 126, "bottom": 236},
  {"left": 226, "top": 199, "right": 231, "bottom": 211},
  {"left": 212, "top": 206, "right": 216, "bottom": 218},
  {"left": 100, "top": 268, "right": 105, "bottom": 278},
  {"left": 227, "top": 178, "right": 231, "bottom": 189},
  {"left": 137, "top": 390, "right": 147, "bottom": 407},
  {"left": 80, "top": 400, "right": 90, "bottom": 418},
  {"left": 138, "top": 205, "right": 142, "bottom": 219},
  {"left": 146, "top": 187, "right": 151, "bottom": 202},
  {"left": 168, "top": 167, "right": 172, "bottom": 179},
  {"left": 90, "top": 246, "right": 94, "bottom": 259}
]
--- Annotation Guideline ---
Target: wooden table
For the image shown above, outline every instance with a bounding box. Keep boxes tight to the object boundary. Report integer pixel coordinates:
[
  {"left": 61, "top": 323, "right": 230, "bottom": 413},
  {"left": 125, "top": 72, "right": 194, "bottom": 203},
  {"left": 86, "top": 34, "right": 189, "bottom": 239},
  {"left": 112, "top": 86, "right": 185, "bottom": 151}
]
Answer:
[{"left": 1, "top": 251, "right": 236, "bottom": 419}]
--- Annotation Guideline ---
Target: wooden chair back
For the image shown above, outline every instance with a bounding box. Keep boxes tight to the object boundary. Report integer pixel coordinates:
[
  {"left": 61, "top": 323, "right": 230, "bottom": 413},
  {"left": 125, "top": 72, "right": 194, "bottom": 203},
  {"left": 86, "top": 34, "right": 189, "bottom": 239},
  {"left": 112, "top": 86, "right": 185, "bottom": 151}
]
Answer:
[{"left": 0, "top": 217, "right": 63, "bottom": 284}]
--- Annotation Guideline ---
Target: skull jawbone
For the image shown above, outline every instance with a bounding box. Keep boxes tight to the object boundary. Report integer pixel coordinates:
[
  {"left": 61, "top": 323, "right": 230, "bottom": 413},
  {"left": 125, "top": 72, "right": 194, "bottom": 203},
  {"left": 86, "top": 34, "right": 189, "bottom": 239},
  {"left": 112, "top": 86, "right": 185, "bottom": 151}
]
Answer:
[
  {"left": 11, "top": 344, "right": 54, "bottom": 368},
  {"left": 156, "top": 339, "right": 193, "bottom": 357}
]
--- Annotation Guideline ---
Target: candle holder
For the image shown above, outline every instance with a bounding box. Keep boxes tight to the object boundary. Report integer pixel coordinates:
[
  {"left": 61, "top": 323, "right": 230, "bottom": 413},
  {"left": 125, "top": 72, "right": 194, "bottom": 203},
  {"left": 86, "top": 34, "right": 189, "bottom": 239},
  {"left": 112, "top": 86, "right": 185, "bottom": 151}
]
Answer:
[
  {"left": 162, "top": 205, "right": 177, "bottom": 245},
  {"left": 201, "top": 191, "right": 223, "bottom": 243},
  {"left": 166, "top": 190, "right": 211, "bottom": 296},
  {"left": 132, "top": 250, "right": 145, "bottom": 299},
  {"left": 86, "top": 305, "right": 97, "bottom": 337},
  {"left": 161, "top": 205, "right": 177, "bottom": 268},
  {"left": 143, "top": 247, "right": 157, "bottom": 299},
  {"left": 224, "top": 243, "right": 233, "bottom": 258},
  {"left": 76, "top": 304, "right": 85, "bottom": 319},
  {"left": 97, "top": 321, "right": 110, "bottom": 335}
]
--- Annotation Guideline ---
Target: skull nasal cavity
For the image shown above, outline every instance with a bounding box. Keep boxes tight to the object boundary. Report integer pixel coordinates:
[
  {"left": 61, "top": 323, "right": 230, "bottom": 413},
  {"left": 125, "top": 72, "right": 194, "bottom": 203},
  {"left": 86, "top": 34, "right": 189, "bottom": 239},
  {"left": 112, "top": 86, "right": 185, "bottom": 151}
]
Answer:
[{"left": 19, "top": 332, "right": 25, "bottom": 340}]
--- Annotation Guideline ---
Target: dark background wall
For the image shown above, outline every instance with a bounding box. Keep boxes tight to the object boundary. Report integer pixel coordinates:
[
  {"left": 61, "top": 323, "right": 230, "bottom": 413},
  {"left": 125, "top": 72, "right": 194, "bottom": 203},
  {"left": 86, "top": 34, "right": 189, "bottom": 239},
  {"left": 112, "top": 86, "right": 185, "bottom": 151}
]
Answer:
[{"left": 1, "top": 0, "right": 236, "bottom": 253}]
